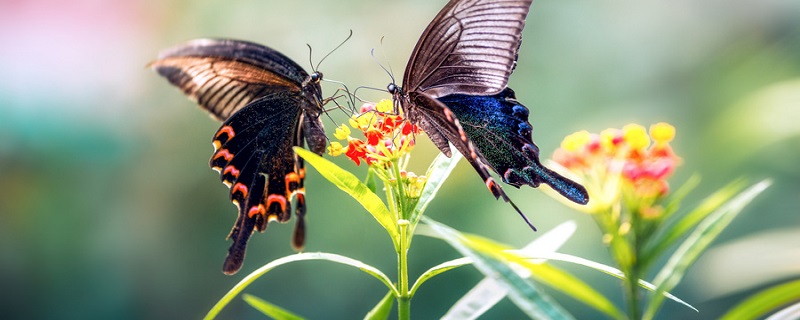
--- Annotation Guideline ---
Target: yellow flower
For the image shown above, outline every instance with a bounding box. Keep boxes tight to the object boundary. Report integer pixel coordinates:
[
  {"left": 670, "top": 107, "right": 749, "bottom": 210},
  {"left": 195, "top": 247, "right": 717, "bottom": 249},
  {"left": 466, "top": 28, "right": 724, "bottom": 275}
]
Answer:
[
  {"left": 375, "top": 99, "right": 393, "bottom": 113},
  {"left": 334, "top": 124, "right": 351, "bottom": 140},
  {"left": 650, "top": 122, "right": 675, "bottom": 145},
  {"left": 328, "top": 141, "right": 345, "bottom": 156},
  {"left": 561, "top": 130, "right": 591, "bottom": 152},
  {"left": 623, "top": 124, "right": 649, "bottom": 151}
]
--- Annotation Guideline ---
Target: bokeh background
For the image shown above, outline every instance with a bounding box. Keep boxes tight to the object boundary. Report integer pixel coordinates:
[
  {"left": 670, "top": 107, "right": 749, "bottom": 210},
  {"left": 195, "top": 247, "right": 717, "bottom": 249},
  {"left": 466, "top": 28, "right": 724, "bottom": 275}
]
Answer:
[{"left": 2, "top": 0, "right": 799, "bottom": 319}]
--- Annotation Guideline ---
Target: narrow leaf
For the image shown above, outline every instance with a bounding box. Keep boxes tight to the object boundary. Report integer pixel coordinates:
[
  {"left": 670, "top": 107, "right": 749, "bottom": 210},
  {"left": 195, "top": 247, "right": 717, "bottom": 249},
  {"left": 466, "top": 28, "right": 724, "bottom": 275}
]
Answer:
[
  {"left": 364, "top": 290, "right": 395, "bottom": 320},
  {"left": 644, "top": 180, "right": 771, "bottom": 320},
  {"left": 410, "top": 257, "right": 472, "bottom": 297},
  {"left": 365, "top": 168, "right": 378, "bottom": 193},
  {"left": 424, "top": 217, "right": 574, "bottom": 320},
  {"left": 205, "top": 252, "right": 397, "bottom": 320},
  {"left": 409, "top": 151, "right": 462, "bottom": 230},
  {"left": 294, "top": 147, "right": 398, "bottom": 242},
  {"left": 242, "top": 294, "right": 304, "bottom": 320},
  {"left": 441, "top": 221, "right": 578, "bottom": 319},
  {"left": 720, "top": 279, "right": 800, "bottom": 320},
  {"left": 462, "top": 234, "right": 625, "bottom": 320},
  {"left": 528, "top": 252, "right": 696, "bottom": 312},
  {"left": 642, "top": 178, "right": 746, "bottom": 264}
]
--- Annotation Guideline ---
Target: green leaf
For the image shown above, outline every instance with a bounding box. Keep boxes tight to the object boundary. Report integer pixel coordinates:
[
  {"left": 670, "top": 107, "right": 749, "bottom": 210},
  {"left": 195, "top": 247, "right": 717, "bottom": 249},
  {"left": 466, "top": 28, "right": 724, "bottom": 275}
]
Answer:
[
  {"left": 205, "top": 252, "right": 397, "bottom": 320},
  {"left": 660, "top": 174, "right": 701, "bottom": 221},
  {"left": 720, "top": 279, "right": 800, "bottom": 320},
  {"left": 364, "top": 290, "right": 396, "bottom": 320},
  {"left": 293, "top": 147, "right": 399, "bottom": 244},
  {"left": 460, "top": 233, "right": 625, "bottom": 320},
  {"left": 642, "top": 178, "right": 747, "bottom": 264},
  {"left": 242, "top": 294, "right": 304, "bottom": 320},
  {"left": 365, "top": 168, "right": 378, "bottom": 193},
  {"left": 424, "top": 217, "right": 574, "bottom": 320},
  {"left": 408, "top": 151, "right": 462, "bottom": 233},
  {"left": 440, "top": 221, "right": 578, "bottom": 319},
  {"left": 410, "top": 257, "right": 472, "bottom": 297},
  {"left": 644, "top": 180, "right": 772, "bottom": 320},
  {"left": 529, "top": 252, "right": 696, "bottom": 312}
]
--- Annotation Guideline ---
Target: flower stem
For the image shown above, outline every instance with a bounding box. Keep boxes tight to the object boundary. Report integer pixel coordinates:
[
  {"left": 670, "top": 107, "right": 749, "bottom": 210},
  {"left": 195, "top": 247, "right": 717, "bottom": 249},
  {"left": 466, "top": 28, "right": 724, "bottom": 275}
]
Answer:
[
  {"left": 397, "top": 220, "right": 411, "bottom": 320},
  {"left": 624, "top": 265, "right": 641, "bottom": 319}
]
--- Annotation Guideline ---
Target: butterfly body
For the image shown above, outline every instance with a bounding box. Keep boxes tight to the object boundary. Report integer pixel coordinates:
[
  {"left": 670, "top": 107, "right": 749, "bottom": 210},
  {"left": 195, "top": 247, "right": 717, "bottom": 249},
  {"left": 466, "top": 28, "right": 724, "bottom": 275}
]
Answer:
[{"left": 151, "top": 39, "right": 325, "bottom": 274}]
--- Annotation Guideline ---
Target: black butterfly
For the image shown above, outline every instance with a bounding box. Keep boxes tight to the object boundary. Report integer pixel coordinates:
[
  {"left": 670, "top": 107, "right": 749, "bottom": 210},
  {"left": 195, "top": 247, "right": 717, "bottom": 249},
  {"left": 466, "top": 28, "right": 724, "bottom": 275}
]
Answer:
[
  {"left": 388, "top": 0, "right": 589, "bottom": 229},
  {"left": 150, "top": 39, "right": 326, "bottom": 275}
]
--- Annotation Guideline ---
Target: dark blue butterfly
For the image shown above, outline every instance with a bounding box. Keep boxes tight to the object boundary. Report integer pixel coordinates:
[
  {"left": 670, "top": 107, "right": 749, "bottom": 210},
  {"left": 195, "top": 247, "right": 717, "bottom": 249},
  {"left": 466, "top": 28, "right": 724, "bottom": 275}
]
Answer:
[
  {"left": 151, "top": 39, "right": 326, "bottom": 274},
  {"left": 389, "top": 0, "right": 589, "bottom": 229}
]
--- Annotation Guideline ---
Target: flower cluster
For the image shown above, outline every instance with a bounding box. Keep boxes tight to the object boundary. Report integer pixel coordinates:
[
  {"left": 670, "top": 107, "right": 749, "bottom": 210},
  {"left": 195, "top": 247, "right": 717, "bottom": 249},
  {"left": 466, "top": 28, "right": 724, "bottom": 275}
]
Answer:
[
  {"left": 328, "top": 100, "right": 420, "bottom": 167},
  {"left": 551, "top": 123, "right": 681, "bottom": 215}
]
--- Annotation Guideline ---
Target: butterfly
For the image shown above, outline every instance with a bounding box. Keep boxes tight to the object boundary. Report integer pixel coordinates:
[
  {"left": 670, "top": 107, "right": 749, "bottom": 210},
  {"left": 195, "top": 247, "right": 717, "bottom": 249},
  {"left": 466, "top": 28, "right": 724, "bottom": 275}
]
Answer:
[
  {"left": 150, "top": 39, "right": 327, "bottom": 275},
  {"left": 388, "top": 0, "right": 589, "bottom": 229}
]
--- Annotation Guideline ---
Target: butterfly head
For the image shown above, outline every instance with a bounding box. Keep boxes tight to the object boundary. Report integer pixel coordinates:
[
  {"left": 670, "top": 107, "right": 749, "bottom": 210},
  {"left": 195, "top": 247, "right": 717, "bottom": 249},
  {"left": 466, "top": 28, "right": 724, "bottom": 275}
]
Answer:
[
  {"left": 387, "top": 83, "right": 401, "bottom": 95},
  {"left": 310, "top": 71, "right": 323, "bottom": 83}
]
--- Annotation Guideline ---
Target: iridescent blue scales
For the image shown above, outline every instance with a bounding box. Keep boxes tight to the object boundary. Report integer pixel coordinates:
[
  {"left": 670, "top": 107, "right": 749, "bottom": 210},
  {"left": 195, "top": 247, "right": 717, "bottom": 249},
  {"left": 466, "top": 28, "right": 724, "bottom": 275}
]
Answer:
[{"left": 438, "top": 88, "right": 589, "bottom": 205}]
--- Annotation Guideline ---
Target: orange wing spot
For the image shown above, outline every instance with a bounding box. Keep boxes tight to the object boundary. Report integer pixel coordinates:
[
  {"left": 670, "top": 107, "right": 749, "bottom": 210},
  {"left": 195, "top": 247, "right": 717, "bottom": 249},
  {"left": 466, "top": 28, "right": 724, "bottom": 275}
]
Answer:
[
  {"left": 223, "top": 165, "right": 240, "bottom": 178},
  {"left": 486, "top": 178, "right": 497, "bottom": 191},
  {"left": 214, "top": 149, "right": 234, "bottom": 162},
  {"left": 444, "top": 108, "right": 454, "bottom": 121},
  {"left": 298, "top": 168, "right": 306, "bottom": 179},
  {"left": 285, "top": 172, "right": 301, "bottom": 191},
  {"left": 212, "top": 140, "right": 222, "bottom": 151},
  {"left": 247, "top": 204, "right": 266, "bottom": 218},
  {"left": 267, "top": 214, "right": 279, "bottom": 223},
  {"left": 215, "top": 125, "right": 236, "bottom": 140},
  {"left": 232, "top": 182, "right": 248, "bottom": 198},
  {"left": 266, "top": 194, "right": 288, "bottom": 213}
]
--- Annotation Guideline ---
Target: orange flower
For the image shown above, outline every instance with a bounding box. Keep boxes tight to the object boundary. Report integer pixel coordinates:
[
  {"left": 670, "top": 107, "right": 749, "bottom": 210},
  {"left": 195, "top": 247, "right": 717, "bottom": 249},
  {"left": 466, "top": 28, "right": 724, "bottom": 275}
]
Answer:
[
  {"left": 328, "top": 100, "right": 418, "bottom": 167},
  {"left": 551, "top": 123, "right": 681, "bottom": 215}
]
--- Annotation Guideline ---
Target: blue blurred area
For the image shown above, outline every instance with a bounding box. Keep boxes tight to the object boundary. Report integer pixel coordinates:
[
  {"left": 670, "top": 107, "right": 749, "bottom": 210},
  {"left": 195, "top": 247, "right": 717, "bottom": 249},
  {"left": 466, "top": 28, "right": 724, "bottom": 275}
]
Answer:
[{"left": 1, "top": 0, "right": 799, "bottom": 319}]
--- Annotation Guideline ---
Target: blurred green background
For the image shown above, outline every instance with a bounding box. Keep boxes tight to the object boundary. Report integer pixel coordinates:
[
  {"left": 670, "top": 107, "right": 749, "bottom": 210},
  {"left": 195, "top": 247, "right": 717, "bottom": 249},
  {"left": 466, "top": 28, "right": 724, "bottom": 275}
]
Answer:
[{"left": 1, "top": 0, "right": 799, "bottom": 319}]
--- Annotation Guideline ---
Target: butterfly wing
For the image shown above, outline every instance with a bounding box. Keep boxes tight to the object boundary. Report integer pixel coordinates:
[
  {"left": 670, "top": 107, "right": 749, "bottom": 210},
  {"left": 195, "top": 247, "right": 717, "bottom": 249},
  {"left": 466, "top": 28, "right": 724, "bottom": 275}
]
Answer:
[
  {"left": 438, "top": 88, "right": 589, "bottom": 204},
  {"left": 403, "top": 0, "right": 532, "bottom": 98},
  {"left": 407, "top": 92, "right": 538, "bottom": 229},
  {"left": 150, "top": 38, "right": 309, "bottom": 121},
  {"left": 152, "top": 39, "right": 325, "bottom": 275},
  {"left": 209, "top": 92, "right": 311, "bottom": 274}
]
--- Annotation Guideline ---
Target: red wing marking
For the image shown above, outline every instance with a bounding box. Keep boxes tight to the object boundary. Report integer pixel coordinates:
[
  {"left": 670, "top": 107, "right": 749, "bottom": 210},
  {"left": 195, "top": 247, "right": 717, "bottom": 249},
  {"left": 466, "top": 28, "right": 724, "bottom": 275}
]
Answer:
[
  {"left": 213, "top": 149, "right": 234, "bottom": 162},
  {"left": 232, "top": 182, "right": 248, "bottom": 198},
  {"left": 285, "top": 172, "right": 301, "bottom": 192},
  {"left": 223, "top": 165, "right": 240, "bottom": 178},
  {"left": 247, "top": 204, "right": 266, "bottom": 218},
  {"left": 215, "top": 125, "right": 236, "bottom": 140},
  {"left": 266, "top": 194, "right": 288, "bottom": 213}
]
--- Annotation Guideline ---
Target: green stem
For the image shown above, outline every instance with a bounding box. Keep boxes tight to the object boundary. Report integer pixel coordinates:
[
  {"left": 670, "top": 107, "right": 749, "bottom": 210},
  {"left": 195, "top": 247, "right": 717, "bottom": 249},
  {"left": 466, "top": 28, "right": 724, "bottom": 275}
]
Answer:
[
  {"left": 397, "top": 220, "right": 411, "bottom": 320},
  {"left": 624, "top": 265, "right": 640, "bottom": 320}
]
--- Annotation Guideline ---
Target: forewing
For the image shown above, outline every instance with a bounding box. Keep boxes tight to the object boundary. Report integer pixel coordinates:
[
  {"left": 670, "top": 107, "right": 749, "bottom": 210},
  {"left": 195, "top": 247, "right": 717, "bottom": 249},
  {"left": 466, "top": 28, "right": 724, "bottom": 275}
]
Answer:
[
  {"left": 208, "top": 92, "right": 309, "bottom": 275},
  {"left": 404, "top": 0, "right": 532, "bottom": 97},
  {"left": 150, "top": 39, "right": 308, "bottom": 121}
]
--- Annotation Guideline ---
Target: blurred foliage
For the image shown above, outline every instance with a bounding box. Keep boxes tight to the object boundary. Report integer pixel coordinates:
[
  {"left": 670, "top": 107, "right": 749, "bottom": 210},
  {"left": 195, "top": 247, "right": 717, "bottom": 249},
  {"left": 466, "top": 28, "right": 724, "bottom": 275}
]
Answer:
[{"left": 1, "top": 0, "right": 799, "bottom": 319}]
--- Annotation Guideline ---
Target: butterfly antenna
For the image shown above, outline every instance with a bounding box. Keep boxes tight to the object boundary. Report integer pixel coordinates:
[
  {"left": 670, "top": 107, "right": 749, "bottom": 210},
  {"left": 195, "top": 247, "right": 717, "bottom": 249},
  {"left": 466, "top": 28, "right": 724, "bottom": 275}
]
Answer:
[
  {"left": 352, "top": 85, "right": 391, "bottom": 103},
  {"left": 306, "top": 44, "right": 317, "bottom": 72},
  {"left": 371, "top": 48, "right": 395, "bottom": 85},
  {"left": 379, "top": 36, "right": 396, "bottom": 82},
  {"left": 316, "top": 29, "right": 353, "bottom": 71}
]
